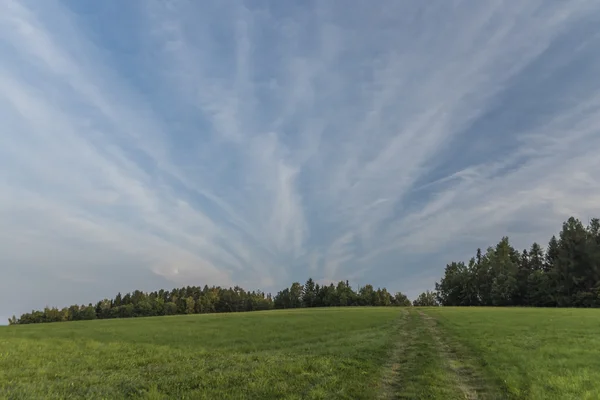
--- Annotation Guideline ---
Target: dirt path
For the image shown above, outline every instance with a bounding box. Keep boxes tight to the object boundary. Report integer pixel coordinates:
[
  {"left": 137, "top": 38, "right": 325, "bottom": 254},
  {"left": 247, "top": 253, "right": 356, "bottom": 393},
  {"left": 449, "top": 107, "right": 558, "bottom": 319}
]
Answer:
[
  {"left": 378, "top": 309, "right": 410, "bottom": 399},
  {"left": 380, "top": 309, "right": 503, "bottom": 399},
  {"left": 418, "top": 311, "right": 483, "bottom": 399}
]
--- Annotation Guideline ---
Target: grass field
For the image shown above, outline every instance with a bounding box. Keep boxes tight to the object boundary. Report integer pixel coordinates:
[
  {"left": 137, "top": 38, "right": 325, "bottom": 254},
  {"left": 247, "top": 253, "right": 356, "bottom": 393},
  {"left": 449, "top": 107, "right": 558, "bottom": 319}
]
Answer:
[
  {"left": 1, "top": 307, "right": 600, "bottom": 399},
  {"left": 422, "top": 307, "right": 600, "bottom": 399},
  {"left": 0, "top": 308, "right": 399, "bottom": 399}
]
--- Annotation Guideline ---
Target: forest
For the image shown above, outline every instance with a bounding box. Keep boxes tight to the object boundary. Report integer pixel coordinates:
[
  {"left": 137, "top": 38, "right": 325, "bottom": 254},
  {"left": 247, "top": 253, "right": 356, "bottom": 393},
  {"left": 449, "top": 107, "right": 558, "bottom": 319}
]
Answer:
[
  {"left": 434, "top": 216, "right": 600, "bottom": 307},
  {"left": 9, "top": 215, "right": 600, "bottom": 325},
  {"left": 9, "top": 279, "right": 411, "bottom": 325}
]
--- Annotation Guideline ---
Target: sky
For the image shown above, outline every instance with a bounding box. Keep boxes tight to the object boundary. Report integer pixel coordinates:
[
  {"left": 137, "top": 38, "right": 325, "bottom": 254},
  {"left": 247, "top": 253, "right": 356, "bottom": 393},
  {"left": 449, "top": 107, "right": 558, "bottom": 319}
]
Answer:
[{"left": 2, "top": 0, "right": 600, "bottom": 323}]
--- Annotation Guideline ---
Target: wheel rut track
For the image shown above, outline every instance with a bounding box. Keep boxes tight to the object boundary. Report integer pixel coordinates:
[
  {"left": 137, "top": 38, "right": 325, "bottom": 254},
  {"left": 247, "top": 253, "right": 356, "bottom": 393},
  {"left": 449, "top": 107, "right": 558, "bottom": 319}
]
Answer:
[
  {"left": 418, "top": 311, "right": 481, "bottom": 399},
  {"left": 378, "top": 309, "right": 410, "bottom": 400},
  {"left": 380, "top": 310, "right": 503, "bottom": 400}
]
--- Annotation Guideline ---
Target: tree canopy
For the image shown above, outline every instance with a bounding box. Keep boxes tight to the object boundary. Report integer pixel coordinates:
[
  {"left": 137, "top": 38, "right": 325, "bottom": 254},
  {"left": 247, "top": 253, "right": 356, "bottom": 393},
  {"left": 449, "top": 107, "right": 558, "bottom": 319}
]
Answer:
[
  {"left": 412, "top": 290, "right": 438, "bottom": 307},
  {"left": 9, "top": 279, "right": 411, "bottom": 325},
  {"left": 434, "top": 216, "right": 600, "bottom": 307}
]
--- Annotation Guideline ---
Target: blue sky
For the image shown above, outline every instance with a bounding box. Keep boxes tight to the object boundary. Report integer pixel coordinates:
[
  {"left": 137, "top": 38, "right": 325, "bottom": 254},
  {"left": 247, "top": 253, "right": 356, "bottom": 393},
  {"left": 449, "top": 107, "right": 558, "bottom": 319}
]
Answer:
[{"left": 2, "top": 0, "right": 600, "bottom": 322}]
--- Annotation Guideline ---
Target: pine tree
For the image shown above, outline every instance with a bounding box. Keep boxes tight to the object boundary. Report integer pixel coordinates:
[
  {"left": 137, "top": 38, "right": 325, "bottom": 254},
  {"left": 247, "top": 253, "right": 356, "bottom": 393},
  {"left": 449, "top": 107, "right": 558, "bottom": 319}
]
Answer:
[{"left": 545, "top": 235, "right": 559, "bottom": 273}]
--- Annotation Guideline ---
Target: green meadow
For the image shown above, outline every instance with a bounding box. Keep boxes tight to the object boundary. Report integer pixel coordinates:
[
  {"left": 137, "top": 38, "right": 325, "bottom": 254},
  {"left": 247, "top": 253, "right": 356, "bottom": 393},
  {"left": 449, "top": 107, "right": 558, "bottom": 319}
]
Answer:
[{"left": 1, "top": 307, "right": 600, "bottom": 399}]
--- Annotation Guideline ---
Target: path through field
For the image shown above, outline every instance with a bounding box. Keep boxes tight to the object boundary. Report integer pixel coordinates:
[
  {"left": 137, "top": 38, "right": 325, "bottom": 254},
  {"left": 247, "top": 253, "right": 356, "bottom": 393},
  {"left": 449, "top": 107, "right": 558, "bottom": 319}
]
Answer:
[{"left": 380, "top": 309, "right": 505, "bottom": 400}]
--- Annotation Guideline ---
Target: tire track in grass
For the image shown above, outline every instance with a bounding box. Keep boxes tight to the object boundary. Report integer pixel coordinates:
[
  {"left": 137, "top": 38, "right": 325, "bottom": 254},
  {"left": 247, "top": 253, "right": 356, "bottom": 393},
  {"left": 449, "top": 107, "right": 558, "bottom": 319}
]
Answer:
[
  {"left": 379, "top": 309, "right": 465, "bottom": 399},
  {"left": 378, "top": 309, "right": 410, "bottom": 399},
  {"left": 418, "top": 311, "right": 505, "bottom": 400}
]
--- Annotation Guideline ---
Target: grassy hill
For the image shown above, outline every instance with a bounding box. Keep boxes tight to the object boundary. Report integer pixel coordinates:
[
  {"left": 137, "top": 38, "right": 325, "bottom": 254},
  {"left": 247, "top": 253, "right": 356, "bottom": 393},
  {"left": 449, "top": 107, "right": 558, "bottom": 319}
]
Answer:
[
  {"left": 1, "top": 307, "right": 600, "bottom": 399},
  {"left": 0, "top": 308, "right": 399, "bottom": 399}
]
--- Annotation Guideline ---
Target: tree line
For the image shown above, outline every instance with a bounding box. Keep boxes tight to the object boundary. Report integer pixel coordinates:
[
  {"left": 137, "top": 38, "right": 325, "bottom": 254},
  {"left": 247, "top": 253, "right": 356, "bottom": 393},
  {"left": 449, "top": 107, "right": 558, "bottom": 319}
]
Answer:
[
  {"left": 431, "top": 216, "right": 600, "bottom": 307},
  {"left": 12, "top": 215, "right": 595, "bottom": 324},
  {"left": 9, "top": 278, "right": 411, "bottom": 325}
]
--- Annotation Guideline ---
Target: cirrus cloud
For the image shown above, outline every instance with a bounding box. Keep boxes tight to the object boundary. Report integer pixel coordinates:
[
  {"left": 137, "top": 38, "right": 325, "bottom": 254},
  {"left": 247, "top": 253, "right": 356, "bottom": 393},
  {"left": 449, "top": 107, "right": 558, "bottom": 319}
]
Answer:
[{"left": 2, "top": 0, "right": 600, "bottom": 320}]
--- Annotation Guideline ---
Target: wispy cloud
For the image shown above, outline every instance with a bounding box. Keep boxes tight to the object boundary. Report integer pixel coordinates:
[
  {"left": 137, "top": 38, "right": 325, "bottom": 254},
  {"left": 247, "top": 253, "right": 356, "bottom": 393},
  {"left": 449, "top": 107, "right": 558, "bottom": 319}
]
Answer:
[{"left": 2, "top": 0, "right": 600, "bottom": 318}]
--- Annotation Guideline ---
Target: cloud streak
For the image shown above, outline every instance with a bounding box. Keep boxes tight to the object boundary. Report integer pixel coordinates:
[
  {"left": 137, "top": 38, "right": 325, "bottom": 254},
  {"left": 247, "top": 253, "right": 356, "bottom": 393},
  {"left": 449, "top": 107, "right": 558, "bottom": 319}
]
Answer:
[{"left": 2, "top": 0, "right": 600, "bottom": 319}]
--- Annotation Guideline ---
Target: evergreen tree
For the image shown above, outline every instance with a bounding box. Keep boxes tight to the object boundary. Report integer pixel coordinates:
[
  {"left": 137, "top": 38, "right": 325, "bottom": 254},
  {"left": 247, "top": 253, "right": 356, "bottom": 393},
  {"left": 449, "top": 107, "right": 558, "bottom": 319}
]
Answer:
[
  {"left": 489, "top": 237, "right": 519, "bottom": 306},
  {"left": 545, "top": 235, "right": 560, "bottom": 273},
  {"left": 114, "top": 292, "right": 122, "bottom": 307},
  {"left": 514, "top": 249, "right": 531, "bottom": 306},
  {"left": 529, "top": 243, "right": 544, "bottom": 271}
]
